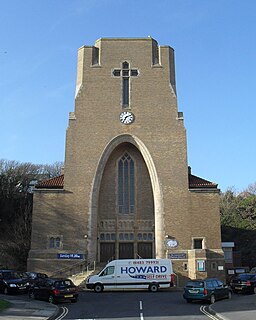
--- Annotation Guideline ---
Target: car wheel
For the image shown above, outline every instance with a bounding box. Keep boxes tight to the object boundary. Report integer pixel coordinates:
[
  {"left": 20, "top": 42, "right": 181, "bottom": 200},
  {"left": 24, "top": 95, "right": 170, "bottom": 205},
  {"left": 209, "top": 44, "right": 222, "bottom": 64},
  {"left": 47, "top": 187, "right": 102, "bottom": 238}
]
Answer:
[
  {"left": 48, "top": 295, "right": 56, "bottom": 304},
  {"left": 94, "top": 283, "right": 103, "bottom": 293},
  {"left": 71, "top": 298, "right": 77, "bottom": 303},
  {"left": 210, "top": 294, "right": 216, "bottom": 304},
  {"left": 3, "top": 287, "right": 9, "bottom": 295},
  {"left": 149, "top": 284, "right": 158, "bottom": 292}
]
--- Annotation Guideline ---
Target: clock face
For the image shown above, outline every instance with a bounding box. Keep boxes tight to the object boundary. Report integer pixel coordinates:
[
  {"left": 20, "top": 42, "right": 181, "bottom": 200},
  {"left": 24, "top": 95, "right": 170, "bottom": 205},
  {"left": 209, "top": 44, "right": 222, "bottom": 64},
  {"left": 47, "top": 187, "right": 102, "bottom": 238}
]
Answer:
[{"left": 119, "top": 111, "right": 134, "bottom": 125}]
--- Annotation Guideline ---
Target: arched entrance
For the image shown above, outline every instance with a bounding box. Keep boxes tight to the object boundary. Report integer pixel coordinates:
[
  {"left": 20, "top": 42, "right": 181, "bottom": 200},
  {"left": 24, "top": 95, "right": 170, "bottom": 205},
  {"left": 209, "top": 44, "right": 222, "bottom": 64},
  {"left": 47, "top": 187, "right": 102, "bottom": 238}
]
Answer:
[
  {"left": 98, "top": 143, "right": 154, "bottom": 262},
  {"left": 87, "top": 134, "right": 165, "bottom": 263}
]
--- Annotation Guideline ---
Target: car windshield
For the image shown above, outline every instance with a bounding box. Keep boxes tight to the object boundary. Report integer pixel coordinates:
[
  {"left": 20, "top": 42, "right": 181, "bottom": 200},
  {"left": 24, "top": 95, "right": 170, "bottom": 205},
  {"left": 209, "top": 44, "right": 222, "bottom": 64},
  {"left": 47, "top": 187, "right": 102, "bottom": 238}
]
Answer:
[
  {"left": 55, "top": 280, "right": 74, "bottom": 288},
  {"left": 186, "top": 281, "right": 204, "bottom": 288},
  {"left": 3, "top": 272, "right": 21, "bottom": 280}
]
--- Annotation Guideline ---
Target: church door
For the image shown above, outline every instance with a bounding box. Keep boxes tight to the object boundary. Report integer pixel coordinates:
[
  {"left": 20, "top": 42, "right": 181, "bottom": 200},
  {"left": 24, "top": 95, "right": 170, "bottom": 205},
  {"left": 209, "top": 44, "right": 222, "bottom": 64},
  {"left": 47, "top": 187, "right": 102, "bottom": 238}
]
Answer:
[
  {"left": 100, "top": 243, "right": 115, "bottom": 262},
  {"left": 137, "top": 243, "right": 153, "bottom": 259},
  {"left": 119, "top": 243, "right": 134, "bottom": 259}
]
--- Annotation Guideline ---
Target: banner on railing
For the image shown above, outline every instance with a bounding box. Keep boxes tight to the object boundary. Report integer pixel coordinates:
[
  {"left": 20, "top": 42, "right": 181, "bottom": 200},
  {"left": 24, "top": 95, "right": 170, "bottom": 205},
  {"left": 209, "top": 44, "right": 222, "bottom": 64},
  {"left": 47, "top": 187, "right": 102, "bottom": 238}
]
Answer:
[{"left": 57, "top": 253, "right": 84, "bottom": 259}]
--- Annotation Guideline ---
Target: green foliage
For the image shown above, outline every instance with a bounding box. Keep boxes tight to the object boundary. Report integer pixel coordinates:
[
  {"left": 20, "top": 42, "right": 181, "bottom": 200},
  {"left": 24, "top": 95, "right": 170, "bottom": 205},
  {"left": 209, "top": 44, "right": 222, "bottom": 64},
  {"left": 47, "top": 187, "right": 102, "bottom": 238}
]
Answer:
[
  {"left": 0, "top": 300, "right": 11, "bottom": 311},
  {"left": 220, "top": 186, "right": 256, "bottom": 267}
]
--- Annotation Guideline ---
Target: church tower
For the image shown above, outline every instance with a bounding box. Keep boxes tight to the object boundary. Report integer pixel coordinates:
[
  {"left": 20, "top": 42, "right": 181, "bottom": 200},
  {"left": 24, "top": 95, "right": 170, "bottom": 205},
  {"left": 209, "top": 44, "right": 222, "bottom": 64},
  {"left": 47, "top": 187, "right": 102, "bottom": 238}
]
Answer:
[{"left": 28, "top": 38, "right": 225, "bottom": 284}]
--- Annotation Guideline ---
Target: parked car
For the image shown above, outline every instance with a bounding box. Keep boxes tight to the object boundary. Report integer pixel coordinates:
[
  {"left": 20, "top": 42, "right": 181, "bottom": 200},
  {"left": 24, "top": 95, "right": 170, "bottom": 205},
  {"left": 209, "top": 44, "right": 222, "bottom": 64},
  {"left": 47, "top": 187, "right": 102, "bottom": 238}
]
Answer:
[
  {"left": 230, "top": 273, "right": 256, "bottom": 294},
  {"left": 183, "top": 278, "right": 231, "bottom": 304},
  {"left": 0, "top": 270, "right": 30, "bottom": 294},
  {"left": 25, "top": 272, "right": 48, "bottom": 286},
  {"left": 28, "top": 278, "right": 78, "bottom": 304}
]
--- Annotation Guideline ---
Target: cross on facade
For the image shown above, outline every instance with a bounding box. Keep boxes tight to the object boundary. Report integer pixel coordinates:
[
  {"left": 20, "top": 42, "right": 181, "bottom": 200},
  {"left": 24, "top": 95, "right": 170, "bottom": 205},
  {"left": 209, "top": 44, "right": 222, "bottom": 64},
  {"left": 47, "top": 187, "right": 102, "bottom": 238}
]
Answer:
[{"left": 112, "top": 61, "right": 139, "bottom": 107}]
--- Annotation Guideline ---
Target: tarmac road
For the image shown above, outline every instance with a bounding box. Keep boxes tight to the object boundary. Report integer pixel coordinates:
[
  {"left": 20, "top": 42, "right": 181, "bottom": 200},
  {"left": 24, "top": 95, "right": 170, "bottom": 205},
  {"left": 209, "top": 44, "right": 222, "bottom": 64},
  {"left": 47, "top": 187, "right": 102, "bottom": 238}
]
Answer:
[{"left": 0, "top": 290, "right": 255, "bottom": 320}]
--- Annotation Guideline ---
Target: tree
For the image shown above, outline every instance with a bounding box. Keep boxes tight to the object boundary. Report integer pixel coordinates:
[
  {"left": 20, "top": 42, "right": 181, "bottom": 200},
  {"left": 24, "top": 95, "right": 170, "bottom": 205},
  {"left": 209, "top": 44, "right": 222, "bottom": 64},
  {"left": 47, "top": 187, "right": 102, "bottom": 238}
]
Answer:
[
  {"left": 0, "top": 159, "right": 63, "bottom": 269},
  {"left": 220, "top": 185, "right": 256, "bottom": 268}
]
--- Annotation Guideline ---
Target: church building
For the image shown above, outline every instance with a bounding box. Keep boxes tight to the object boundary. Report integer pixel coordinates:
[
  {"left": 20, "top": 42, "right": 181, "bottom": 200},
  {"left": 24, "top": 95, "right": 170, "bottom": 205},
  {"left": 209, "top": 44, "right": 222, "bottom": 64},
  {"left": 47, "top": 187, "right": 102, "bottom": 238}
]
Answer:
[{"left": 28, "top": 37, "right": 225, "bottom": 284}]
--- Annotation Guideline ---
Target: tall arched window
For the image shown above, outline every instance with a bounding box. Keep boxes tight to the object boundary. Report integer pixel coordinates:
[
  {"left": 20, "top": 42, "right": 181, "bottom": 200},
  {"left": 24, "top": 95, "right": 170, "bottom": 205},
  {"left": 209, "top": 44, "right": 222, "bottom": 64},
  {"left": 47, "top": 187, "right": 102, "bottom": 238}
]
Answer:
[{"left": 118, "top": 152, "right": 135, "bottom": 214}]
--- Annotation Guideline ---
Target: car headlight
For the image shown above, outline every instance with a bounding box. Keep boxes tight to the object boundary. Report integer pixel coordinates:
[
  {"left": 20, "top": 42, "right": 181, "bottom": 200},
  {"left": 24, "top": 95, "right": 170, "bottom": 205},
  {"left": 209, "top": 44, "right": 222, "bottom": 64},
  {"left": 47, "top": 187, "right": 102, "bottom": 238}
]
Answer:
[
  {"left": 9, "top": 284, "right": 17, "bottom": 287},
  {"left": 26, "top": 282, "right": 30, "bottom": 286}
]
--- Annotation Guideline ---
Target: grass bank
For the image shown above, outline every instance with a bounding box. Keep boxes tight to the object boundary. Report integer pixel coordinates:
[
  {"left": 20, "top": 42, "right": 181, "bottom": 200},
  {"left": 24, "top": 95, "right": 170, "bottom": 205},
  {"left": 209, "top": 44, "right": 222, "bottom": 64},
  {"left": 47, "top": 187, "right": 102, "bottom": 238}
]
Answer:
[{"left": 0, "top": 299, "right": 11, "bottom": 311}]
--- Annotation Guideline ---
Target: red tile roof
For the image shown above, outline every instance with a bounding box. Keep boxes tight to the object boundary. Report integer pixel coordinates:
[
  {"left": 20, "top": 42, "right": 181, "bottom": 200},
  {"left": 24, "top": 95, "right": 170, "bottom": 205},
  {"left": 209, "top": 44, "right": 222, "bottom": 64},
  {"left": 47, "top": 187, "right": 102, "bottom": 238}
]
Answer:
[
  {"left": 35, "top": 174, "right": 64, "bottom": 189},
  {"left": 35, "top": 173, "right": 217, "bottom": 190},
  {"left": 188, "top": 174, "right": 218, "bottom": 189}
]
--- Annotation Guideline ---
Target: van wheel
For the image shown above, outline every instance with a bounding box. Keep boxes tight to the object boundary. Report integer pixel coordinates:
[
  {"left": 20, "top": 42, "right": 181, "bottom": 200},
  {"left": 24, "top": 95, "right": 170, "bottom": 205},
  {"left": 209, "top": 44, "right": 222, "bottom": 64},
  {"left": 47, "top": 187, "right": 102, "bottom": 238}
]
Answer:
[
  {"left": 94, "top": 283, "right": 103, "bottom": 293},
  {"left": 210, "top": 294, "right": 216, "bottom": 304},
  {"left": 149, "top": 284, "right": 158, "bottom": 292}
]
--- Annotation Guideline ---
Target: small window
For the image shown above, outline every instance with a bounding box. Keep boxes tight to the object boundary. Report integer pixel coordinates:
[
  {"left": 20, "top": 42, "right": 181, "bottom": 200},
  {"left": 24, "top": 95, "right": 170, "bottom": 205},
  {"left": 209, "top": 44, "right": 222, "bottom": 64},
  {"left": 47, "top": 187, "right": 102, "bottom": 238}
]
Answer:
[
  {"left": 138, "top": 233, "right": 142, "bottom": 240},
  {"left": 122, "top": 62, "right": 129, "bottom": 69},
  {"left": 113, "top": 70, "right": 121, "bottom": 76},
  {"left": 49, "top": 237, "right": 55, "bottom": 248},
  {"left": 211, "top": 262, "right": 217, "bottom": 270},
  {"left": 100, "top": 234, "right": 105, "bottom": 241},
  {"left": 131, "top": 69, "right": 138, "bottom": 76},
  {"left": 183, "top": 263, "right": 188, "bottom": 271},
  {"left": 49, "top": 236, "right": 62, "bottom": 249},
  {"left": 111, "top": 233, "right": 116, "bottom": 241},
  {"left": 194, "top": 239, "right": 203, "bottom": 249},
  {"left": 55, "top": 237, "right": 61, "bottom": 248},
  {"left": 148, "top": 233, "right": 153, "bottom": 240}
]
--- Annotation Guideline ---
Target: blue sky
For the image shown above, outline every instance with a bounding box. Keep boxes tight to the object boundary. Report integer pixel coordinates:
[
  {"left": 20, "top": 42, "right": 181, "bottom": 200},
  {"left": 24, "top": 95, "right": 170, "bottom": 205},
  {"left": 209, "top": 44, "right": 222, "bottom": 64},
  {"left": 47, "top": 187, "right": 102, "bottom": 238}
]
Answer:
[{"left": 0, "top": 0, "right": 255, "bottom": 192}]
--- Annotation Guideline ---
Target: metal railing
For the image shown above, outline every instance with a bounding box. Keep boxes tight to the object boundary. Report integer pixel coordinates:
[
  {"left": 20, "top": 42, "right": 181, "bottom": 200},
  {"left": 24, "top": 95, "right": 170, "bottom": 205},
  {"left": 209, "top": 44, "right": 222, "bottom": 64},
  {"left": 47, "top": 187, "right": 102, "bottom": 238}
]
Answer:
[{"left": 50, "top": 260, "right": 95, "bottom": 278}]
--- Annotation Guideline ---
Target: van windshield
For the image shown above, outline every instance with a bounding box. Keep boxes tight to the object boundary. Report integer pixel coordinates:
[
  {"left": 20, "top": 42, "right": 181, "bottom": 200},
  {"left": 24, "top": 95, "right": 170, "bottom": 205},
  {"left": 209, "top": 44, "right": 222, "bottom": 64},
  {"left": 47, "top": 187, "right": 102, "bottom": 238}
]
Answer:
[{"left": 100, "top": 266, "right": 115, "bottom": 276}]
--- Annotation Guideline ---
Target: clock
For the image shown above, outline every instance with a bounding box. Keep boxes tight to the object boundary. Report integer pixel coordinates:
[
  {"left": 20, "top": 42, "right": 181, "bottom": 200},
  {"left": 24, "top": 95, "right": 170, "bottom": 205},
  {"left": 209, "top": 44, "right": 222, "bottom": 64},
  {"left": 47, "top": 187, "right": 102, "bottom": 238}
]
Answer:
[{"left": 119, "top": 111, "right": 135, "bottom": 125}]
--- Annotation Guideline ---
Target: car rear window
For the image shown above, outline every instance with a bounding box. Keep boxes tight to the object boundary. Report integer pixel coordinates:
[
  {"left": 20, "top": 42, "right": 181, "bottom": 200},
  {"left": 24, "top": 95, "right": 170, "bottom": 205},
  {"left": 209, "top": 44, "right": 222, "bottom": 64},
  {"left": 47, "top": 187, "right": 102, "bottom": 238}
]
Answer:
[
  {"left": 239, "top": 274, "right": 255, "bottom": 280},
  {"left": 55, "top": 280, "right": 74, "bottom": 288},
  {"left": 186, "top": 281, "right": 204, "bottom": 288}
]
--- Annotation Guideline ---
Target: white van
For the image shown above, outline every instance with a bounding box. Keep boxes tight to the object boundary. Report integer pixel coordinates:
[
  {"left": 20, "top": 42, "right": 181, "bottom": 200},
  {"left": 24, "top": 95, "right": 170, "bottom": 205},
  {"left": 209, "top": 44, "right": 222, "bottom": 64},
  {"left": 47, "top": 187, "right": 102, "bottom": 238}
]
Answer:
[{"left": 86, "top": 259, "right": 174, "bottom": 292}]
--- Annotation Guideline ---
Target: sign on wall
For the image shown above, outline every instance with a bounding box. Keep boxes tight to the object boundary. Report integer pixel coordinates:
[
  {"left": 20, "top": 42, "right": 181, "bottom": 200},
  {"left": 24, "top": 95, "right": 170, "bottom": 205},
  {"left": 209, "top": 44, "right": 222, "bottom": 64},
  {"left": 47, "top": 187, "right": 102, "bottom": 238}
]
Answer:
[
  {"left": 57, "top": 253, "right": 84, "bottom": 259},
  {"left": 170, "top": 252, "right": 187, "bottom": 259},
  {"left": 197, "top": 260, "right": 205, "bottom": 272}
]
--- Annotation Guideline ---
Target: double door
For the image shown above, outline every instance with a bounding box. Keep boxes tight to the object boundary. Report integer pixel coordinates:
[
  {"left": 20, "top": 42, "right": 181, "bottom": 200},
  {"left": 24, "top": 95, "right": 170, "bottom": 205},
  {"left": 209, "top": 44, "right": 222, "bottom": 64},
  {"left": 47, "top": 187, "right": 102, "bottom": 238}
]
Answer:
[{"left": 100, "top": 242, "right": 153, "bottom": 262}]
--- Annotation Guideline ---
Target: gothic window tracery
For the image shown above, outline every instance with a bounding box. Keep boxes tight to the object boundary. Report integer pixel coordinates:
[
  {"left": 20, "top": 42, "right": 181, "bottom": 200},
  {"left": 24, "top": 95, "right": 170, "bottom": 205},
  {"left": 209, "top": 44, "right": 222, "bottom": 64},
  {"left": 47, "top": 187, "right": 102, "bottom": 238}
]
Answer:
[{"left": 118, "top": 152, "right": 135, "bottom": 214}]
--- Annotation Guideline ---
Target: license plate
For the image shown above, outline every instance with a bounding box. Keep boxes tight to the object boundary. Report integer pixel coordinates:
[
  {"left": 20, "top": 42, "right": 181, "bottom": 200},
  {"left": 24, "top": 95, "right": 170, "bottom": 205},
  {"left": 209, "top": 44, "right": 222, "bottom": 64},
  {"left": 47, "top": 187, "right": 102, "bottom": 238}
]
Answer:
[
  {"left": 189, "top": 289, "right": 199, "bottom": 293},
  {"left": 18, "top": 287, "right": 26, "bottom": 290},
  {"left": 235, "top": 287, "right": 242, "bottom": 290},
  {"left": 64, "top": 294, "right": 73, "bottom": 298}
]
